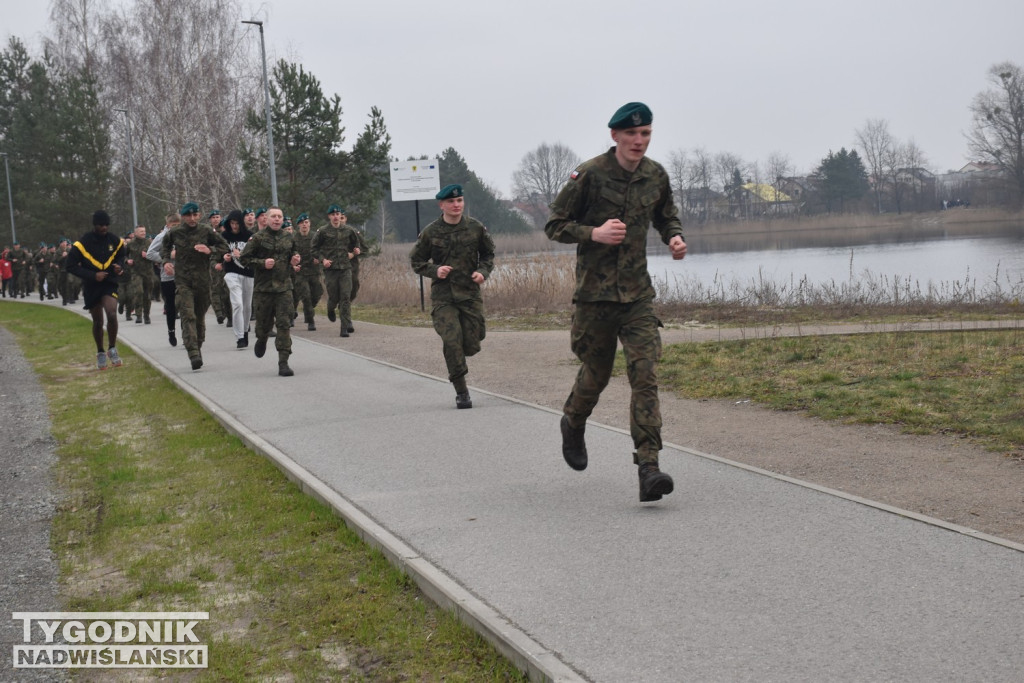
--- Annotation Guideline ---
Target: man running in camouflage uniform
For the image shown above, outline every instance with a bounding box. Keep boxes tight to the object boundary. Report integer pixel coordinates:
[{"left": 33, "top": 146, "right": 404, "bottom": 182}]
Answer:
[
  {"left": 160, "top": 202, "right": 230, "bottom": 371},
  {"left": 545, "top": 102, "right": 688, "bottom": 503},
  {"left": 239, "top": 206, "right": 301, "bottom": 376},
  {"left": 312, "top": 204, "right": 360, "bottom": 337},
  {"left": 410, "top": 184, "right": 495, "bottom": 409},
  {"left": 124, "top": 225, "right": 153, "bottom": 323}
]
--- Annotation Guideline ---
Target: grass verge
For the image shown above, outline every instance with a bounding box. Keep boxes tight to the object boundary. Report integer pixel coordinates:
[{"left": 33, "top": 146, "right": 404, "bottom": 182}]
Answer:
[
  {"left": 655, "top": 327, "right": 1024, "bottom": 457},
  {"left": 0, "top": 302, "right": 525, "bottom": 682}
]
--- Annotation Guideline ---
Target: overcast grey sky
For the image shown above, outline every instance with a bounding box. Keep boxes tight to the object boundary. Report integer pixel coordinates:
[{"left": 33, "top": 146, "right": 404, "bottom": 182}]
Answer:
[{"left": 5, "top": 0, "right": 1024, "bottom": 195}]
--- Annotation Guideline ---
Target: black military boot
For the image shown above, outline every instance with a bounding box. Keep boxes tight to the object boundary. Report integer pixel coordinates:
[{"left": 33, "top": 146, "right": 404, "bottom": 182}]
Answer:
[
  {"left": 307, "top": 321, "right": 316, "bottom": 331},
  {"left": 453, "top": 376, "right": 471, "bottom": 409},
  {"left": 638, "top": 463, "right": 674, "bottom": 502},
  {"left": 278, "top": 359, "right": 294, "bottom": 377},
  {"left": 190, "top": 353, "right": 203, "bottom": 371},
  {"left": 560, "top": 415, "right": 588, "bottom": 471}
]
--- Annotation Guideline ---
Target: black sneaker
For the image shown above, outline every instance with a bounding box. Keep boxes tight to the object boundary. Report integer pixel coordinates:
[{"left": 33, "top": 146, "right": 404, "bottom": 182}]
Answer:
[
  {"left": 236, "top": 338, "right": 247, "bottom": 349},
  {"left": 278, "top": 361, "right": 294, "bottom": 377},
  {"left": 560, "top": 416, "right": 588, "bottom": 471},
  {"left": 168, "top": 332, "right": 177, "bottom": 347},
  {"left": 254, "top": 338, "right": 267, "bottom": 358},
  {"left": 455, "top": 392, "right": 473, "bottom": 409},
  {"left": 638, "top": 463, "right": 674, "bottom": 502}
]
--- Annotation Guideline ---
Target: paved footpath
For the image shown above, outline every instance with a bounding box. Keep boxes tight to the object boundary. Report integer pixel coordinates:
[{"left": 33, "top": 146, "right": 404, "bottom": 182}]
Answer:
[{"left": 13, "top": 300, "right": 1024, "bottom": 682}]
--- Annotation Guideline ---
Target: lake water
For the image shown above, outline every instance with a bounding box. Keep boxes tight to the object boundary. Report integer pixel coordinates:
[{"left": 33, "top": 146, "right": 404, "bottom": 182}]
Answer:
[{"left": 647, "top": 226, "right": 1024, "bottom": 301}]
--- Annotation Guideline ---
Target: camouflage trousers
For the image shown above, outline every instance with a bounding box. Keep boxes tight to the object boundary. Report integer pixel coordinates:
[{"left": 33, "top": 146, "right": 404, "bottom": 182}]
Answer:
[
  {"left": 127, "top": 273, "right": 153, "bottom": 318},
  {"left": 293, "top": 273, "right": 323, "bottom": 323},
  {"left": 564, "top": 298, "right": 663, "bottom": 465},
  {"left": 324, "top": 269, "right": 352, "bottom": 332},
  {"left": 175, "top": 276, "right": 210, "bottom": 358},
  {"left": 350, "top": 259, "right": 361, "bottom": 302},
  {"left": 211, "top": 268, "right": 229, "bottom": 320},
  {"left": 253, "top": 290, "right": 293, "bottom": 360},
  {"left": 431, "top": 298, "right": 485, "bottom": 382}
]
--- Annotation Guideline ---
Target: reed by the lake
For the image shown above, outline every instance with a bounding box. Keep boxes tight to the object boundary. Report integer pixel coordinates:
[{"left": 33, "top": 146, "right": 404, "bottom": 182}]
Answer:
[{"left": 355, "top": 239, "right": 1024, "bottom": 324}]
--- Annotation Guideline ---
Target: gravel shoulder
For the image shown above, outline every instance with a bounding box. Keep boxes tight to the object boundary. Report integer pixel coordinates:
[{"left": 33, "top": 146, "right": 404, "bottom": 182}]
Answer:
[
  {"left": 300, "top": 318, "right": 1024, "bottom": 546},
  {"left": 0, "top": 325, "right": 67, "bottom": 682}
]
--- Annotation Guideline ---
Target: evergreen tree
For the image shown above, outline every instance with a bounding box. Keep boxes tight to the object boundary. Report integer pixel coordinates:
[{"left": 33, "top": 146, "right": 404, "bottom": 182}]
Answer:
[
  {"left": 815, "top": 148, "right": 869, "bottom": 213},
  {"left": 243, "top": 59, "right": 344, "bottom": 214},
  {"left": 342, "top": 107, "right": 392, "bottom": 225},
  {"left": 0, "top": 40, "right": 111, "bottom": 245},
  {"left": 436, "top": 147, "right": 530, "bottom": 235}
]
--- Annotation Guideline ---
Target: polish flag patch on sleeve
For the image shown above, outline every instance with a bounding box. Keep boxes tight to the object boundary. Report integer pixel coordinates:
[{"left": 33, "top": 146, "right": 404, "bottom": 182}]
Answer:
[{"left": 570, "top": 170, "right": 580, "bottom": 180}]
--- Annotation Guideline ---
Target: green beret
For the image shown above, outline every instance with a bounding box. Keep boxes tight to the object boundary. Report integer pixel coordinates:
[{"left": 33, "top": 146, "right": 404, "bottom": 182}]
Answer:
[
  {"left": 608, "top": 102, "right": 653, "bottom": 129},
  {"left": 296, "top": 212, "right": 309, "bottom": 222},
  {"left": 254, "top": 207, "right": 268, "bottom": 218},
  {"left": 207, "top": 209, "right": 221, "bottom": 219},
  {"left": 327, "top": 204, "right": 345, "bottom": 215},
  {"left": 243, "top": 207, "right": 254, "bottom": 216},
  {"left": 180, "top": 202, "right": 200, "bottom": 215},
  {"left": 436, "top": 184, "right": 463, "bottom": 200}
]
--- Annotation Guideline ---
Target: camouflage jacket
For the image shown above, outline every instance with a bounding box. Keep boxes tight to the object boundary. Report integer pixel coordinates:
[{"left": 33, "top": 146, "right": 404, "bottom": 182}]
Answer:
[
  {"left": 8, "top": 247, "right": 28, "bottom": 270},
  {"left": 292, "top": 232, "right": 320, "bottom": 278},
  {"left": 161, "top": 223, "right": 229, "bottom": 286},
  {"left": 311, "top": 224, "right": 358, "bottom": 271},
  {"left": 410, "top": 215, "right": 495, "bottom": 304},
  {"left": 545, "top": 147, "right": 683, "bottom": 303},
  {"left": 239, "top": 227, "right": 297, "bottom": 293},
  {"left": 125, "top": 237, "right": 153, "bottom": 276}
]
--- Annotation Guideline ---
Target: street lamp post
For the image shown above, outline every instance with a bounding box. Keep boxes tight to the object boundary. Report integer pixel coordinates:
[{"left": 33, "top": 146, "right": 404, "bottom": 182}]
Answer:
[
  {"left": 1, "top": 152, "right": 15, "bottom": 244},
  {"left": 242, "top": 19, "right": 278, "bottom": 206},
  {"left": 114, "top": 108, "right": 139, "bottom": 228}
]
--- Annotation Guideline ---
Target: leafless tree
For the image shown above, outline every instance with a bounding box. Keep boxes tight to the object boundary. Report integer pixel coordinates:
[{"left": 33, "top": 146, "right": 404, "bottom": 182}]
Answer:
[
  {"left": 49, "top": 0, "right": 261, "bottom": 217},
  {"left": 45, "top": 0, "right": 108, "bottom": 76},
  {"left": 511, "top": 142, "right": 580, "bottom": 228},
  {"left": 765, "top": 151, "right": 793, "bottom": 209},
  {"left": 855, "top": 118, "right": 894, "bottom": 214},
  {"left": 967, "top": 61, "right": 1024, "bottom": 209},
  {"left": 666, "top": 148, "right": 689, "bottom": 210}
]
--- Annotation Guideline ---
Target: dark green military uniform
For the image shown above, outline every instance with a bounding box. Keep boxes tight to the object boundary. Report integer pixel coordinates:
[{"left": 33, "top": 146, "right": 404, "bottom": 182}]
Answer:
[
  {"left": 350, "top": 227, "right": 368, "bottom": 302},
  {"left": 239, "top": 223, "right": 298, "bottom": 370},
  {"left": 291, "top": 220, "right": 322, "bottom": 327},
  {"left": 546, "top": 145, "right": 683, "bottom": 467},
  {"left": 125, "top": 235, "right": 153, "bottom": 322},
  {"left": 56, "top": 241, "right": 71, "bottom": 304},
  {"left": 311, "top": 212, "right": 359, "bottom": 336},
  {"left": 45, "top": 247, "right": 59, "bottom": 299},
  {"left": 160, "top": 204, "right": 230, "bottom": 368},
  {"left": 410, "top": 203, "right": 495, "bottom": 390}
]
